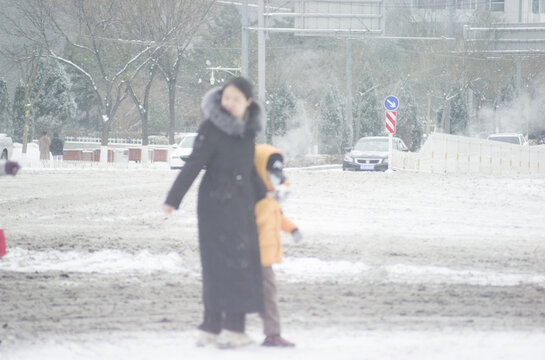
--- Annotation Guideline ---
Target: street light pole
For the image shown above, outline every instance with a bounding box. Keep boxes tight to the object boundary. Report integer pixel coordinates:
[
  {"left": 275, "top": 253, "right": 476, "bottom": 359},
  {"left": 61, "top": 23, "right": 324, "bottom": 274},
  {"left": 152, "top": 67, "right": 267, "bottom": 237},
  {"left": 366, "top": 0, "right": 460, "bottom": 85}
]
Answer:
[
  {"left": 517, "top": 0, "right": 523, "bottom": 136},
  {"left": 207, "top": 66, "right": 241, "bottom": 85},
  {"left": 241, "top": 0, "right": 248, "bottom": 77},
  {"left": 257, "top": 0, "right": 266, "bottom": 142},
  {"left": 346, "top": 38, "right": 353, "bottom": 145}
]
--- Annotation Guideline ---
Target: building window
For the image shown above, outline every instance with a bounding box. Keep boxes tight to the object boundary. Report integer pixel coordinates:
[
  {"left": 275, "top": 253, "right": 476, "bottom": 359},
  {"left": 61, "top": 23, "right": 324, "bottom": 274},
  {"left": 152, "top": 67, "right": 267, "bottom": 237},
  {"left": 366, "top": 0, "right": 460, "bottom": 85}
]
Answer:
[
  {"left": 456, "top": 0, "right": 477, "bottom": 9},
  {"left": 414, "top": 0, "right": 447, "bottom": 9},
  {"left": 490, "top": 0, "right": 504, "bottom": 12},
  {"left": 533, "top": 0, "right": 545, "bottom": 13},
  {"left": 413, "top": 0, "right": 502, "bottom": 11}
]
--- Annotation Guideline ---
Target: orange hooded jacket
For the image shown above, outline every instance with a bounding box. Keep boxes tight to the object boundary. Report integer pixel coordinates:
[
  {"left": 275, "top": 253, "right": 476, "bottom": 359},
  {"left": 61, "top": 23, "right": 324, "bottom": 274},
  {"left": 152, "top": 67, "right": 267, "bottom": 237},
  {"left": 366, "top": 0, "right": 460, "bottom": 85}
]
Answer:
[{"left": 254, "top": 144, "right": 297, "bottom": 267}]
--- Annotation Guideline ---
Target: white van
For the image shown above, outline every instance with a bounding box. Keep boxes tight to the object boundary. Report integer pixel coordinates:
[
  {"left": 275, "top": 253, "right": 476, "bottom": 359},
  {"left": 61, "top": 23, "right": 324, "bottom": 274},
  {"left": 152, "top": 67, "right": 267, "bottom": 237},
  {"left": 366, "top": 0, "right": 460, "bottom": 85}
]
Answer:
[{"left": 169, "top": 133, "right": 197, "bottom": 170}]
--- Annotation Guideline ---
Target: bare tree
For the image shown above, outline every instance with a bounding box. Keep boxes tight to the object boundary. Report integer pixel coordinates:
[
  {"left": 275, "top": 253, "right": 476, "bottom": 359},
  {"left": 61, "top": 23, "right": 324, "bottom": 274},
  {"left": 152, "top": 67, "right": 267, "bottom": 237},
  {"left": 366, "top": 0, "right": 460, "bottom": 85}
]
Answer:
[
  {"left": 47, "top": 0, "right": 153, "bottom": 161},
  {"left": 0, "top": 0, "right": 55, "bottom": 157},
  {"left": 17, "top": 48, "right": 50, "bottom": 155},
  {"left": 115, "top": 0, "right": 214, "bottom": 168},
  {"left": 126, "top": 62, "right": 158, "bottom": 148},
  {"left": 1, "top": 0, "right": 216, "bottom": 166},
  {"left": 152, "top": 0, "right": 216, "bottom": 144}
]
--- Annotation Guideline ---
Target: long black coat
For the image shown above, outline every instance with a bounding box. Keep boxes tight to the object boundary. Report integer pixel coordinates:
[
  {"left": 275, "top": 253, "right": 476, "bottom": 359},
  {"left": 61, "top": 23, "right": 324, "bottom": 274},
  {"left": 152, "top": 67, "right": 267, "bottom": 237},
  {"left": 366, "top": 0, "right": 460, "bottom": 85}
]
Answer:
[
  {"left": 165, "top": 88, "right": 267, "bottom": 314},
  {"left": 50, "top": 137, "right": 64, "bottom": 156}
]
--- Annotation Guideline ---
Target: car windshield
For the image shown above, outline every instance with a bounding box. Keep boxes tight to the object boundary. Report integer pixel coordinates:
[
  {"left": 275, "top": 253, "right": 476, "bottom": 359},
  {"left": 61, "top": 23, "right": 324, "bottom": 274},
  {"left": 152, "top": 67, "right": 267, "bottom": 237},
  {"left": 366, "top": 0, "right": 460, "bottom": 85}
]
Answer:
[
  {"left": 488, "top": 136, "right": 520, "bottom": 145},
  {"left": 179, "top": 135, "right": 196, "bottom": 148},
  {"left": 354, "top": 139, "right": 389, "bottom": 152}
]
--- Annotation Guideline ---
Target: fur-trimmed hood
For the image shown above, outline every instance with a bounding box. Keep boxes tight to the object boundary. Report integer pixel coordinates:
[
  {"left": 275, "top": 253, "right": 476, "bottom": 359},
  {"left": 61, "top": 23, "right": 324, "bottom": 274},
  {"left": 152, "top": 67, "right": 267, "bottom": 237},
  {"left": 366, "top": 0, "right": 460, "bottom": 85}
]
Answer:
[{"left": 201, "top": 87, "right": 263, "bottom": 137}]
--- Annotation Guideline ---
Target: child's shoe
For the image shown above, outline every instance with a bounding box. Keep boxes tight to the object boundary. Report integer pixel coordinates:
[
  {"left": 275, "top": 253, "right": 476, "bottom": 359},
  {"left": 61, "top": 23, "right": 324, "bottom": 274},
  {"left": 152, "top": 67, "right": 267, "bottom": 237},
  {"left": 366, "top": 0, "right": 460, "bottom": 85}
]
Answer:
[
  {"left": 262, "top": 334, "right": 295, "bottom": 347},
  {"left": 196, "top": 330, "right": 218, "bottom": 347},
  {"left": 216, "top": 329, "right": 254, "bottom": 349}
]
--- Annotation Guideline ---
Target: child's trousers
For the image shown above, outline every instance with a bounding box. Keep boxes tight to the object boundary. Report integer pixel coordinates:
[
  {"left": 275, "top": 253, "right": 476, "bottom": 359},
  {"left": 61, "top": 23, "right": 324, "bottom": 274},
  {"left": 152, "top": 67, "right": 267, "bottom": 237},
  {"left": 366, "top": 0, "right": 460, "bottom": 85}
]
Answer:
[{"left": 259, "top": 266, "right": 281, "bottom": 336}]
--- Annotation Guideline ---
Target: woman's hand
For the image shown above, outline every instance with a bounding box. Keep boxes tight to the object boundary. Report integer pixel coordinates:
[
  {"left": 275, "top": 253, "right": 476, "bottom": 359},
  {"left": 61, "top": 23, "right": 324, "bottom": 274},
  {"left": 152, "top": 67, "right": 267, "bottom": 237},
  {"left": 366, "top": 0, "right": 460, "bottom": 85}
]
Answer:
[{"left": 163, "top": 204, "right": 176, "bottom": 214}]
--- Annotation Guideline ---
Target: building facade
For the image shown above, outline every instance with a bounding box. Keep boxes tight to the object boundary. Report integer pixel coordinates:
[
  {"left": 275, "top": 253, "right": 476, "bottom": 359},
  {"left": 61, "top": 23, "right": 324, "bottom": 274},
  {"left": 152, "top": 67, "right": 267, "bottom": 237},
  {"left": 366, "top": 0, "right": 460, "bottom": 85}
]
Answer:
[{"left": 411, "top": 0, "right": 545, "bottom": 23}]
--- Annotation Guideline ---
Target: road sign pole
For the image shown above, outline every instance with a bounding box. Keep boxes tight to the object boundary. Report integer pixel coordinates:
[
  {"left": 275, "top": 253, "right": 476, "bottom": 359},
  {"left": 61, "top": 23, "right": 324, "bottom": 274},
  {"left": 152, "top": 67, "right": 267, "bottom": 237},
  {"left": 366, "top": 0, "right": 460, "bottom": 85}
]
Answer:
[
  {"left": 384, "top": 95, "right": 399, "bottom": 172},
  {"left": 388, "top": 132, "right": 393, "bottom": 172}
]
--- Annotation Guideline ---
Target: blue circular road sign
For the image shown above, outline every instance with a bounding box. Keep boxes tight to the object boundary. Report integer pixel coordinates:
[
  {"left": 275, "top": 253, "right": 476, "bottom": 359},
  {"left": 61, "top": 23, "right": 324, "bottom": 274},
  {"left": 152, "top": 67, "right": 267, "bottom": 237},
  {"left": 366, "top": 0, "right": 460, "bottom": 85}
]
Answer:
[{"left": 384, "top": 95, "right": 399, "bottom": 111}]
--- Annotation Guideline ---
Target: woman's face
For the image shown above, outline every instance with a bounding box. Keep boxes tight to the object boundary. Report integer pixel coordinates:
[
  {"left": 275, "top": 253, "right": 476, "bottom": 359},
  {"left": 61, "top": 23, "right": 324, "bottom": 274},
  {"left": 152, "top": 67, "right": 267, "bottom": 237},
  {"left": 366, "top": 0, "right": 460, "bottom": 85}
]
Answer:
[{"left": 221, "top": 85, "right": 252, "bottom": 120}]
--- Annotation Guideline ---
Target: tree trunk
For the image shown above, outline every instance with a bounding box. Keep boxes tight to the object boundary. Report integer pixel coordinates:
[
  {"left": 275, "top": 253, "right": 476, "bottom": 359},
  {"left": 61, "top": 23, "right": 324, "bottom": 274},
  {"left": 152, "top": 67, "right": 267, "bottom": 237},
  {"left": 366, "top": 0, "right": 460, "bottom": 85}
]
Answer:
[
  {"left": 142, "top": 113, "right": 149, "bottom": 146},
  {"left": 494, "top": 96, "right": 500, "bottom": 133},
  {"left": 426, "top": 94, "right": 432, "bottom": 136},
  {"left": 101, "top": 116, "right": 109, "bottom": 146},
  {"left": 168, "top": 78, "right": 176, "bottom": 144},
  {"left": 22, "top": 106, "right": 31, "bottom": 154},
  {"left": 267, "top": 118, "right": 274, "bottom": 144},
  {"left": 440, "top": 100, "right": 448, "bottom": 133},
  {"left": 355, "top": 99, "right": 362, "bottom": 143},
  {"left": 142, "top": 77, "right": 155, "bottom": 147},
  {"left": 100, "top": 115, "right": 110, "bottom": 166}
]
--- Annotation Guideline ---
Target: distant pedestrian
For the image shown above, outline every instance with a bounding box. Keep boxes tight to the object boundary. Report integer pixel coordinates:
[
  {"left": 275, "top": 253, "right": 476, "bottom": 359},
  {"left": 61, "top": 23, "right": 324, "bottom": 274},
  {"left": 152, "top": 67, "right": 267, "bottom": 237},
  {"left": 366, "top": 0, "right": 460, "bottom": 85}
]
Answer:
[
  {"left": 50, "top": 133, "right": 64, "bottom": 168},
  {"left": 254, "top": 144, "right": 301, "bottom": 347},
  {"left": 163, "top": 77, "right": 267, "bottom": 349},
  {"left": 39, "top": 131, "right": 51, "bottom": 167}
]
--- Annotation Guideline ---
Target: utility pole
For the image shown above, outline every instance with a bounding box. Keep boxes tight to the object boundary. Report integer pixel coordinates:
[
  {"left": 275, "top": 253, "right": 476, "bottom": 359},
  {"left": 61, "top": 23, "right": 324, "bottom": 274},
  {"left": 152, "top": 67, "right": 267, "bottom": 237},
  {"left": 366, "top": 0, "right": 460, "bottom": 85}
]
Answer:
[
  {"left": 346, "top": 38, "right": 353, "bottom": 144},
  {"left": 257, "top": 0, "right": 266, "bottom": 142},
  {"left": 444, "top": 0, "right": 455, "bottom": 134},
  {"left": 516, "top": 0, "right": 523, "bottom": 133},
  {"left": 245, "top": 1, "right": 386, "bottom": 143},
  {"left": 241, "top": 0, "right": 248, "bottom": 77},
  {"left": 516, "top": 0, "right": 522, "bottom": 97}
]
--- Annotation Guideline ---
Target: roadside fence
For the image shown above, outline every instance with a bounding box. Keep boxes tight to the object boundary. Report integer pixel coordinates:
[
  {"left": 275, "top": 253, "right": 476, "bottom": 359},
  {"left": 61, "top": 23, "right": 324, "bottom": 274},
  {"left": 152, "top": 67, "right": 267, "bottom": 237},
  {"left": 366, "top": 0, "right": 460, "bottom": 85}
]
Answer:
[{"left": 392, "top": 132, "right": 545, "bottom": 175}]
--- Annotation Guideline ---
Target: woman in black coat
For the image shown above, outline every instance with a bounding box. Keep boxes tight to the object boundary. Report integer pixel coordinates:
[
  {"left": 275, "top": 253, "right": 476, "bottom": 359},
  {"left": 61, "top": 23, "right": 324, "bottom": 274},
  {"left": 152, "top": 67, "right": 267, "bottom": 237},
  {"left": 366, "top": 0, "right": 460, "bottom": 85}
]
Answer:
[{"left": 163, "top": 77, "right": 267, "bottom": 348}]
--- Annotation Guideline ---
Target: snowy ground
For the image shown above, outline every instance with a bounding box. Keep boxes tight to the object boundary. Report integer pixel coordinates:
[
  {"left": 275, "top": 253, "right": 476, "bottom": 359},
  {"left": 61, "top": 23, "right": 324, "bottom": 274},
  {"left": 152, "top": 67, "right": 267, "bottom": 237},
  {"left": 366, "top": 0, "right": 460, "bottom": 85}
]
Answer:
[{"left": 1, "top": 165, "right": 544, "bottom": 359}]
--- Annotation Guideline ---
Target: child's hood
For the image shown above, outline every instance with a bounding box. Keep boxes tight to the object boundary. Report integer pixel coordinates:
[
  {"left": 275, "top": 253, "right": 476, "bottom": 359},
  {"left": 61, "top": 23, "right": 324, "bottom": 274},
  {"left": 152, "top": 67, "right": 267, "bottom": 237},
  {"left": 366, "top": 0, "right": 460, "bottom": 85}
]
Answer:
[{"left": 254, "top": 144, "right": 283, "bottom": 191}]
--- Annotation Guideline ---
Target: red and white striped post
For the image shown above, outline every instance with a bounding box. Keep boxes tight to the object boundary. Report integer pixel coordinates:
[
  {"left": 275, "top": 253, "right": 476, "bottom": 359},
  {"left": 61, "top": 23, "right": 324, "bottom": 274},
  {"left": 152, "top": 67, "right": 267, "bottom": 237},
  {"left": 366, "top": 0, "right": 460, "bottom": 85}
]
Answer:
[
  {"left": 386, "top": 111, "right": 397, "bottom": 171},
  {"left": 385, "top": 111, "right": 397, "bottom": 134}
]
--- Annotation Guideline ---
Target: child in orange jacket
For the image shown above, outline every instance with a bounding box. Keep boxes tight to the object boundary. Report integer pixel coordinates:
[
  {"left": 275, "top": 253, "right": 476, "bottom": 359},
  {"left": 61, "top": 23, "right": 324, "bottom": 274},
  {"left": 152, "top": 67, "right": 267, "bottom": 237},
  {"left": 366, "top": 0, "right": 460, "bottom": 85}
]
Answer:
[{"left": 254, "top": 144, "right": 302, "bottom": 347}]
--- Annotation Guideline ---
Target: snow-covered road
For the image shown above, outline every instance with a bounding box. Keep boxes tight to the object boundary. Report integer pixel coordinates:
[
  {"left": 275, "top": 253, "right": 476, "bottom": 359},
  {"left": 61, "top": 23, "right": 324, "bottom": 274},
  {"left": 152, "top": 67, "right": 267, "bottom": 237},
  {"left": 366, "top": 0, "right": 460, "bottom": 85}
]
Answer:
[{"left": 1, "top": 167, "right": 544, "bottom": 359}]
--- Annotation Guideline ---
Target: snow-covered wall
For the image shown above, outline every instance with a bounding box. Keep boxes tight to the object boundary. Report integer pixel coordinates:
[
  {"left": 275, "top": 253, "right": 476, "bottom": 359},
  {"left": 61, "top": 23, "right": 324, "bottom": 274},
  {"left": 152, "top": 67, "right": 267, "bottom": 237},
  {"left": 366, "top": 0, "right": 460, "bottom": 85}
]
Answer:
[{"left": 392, "top": 132, "right": 545, "bottom": 175}]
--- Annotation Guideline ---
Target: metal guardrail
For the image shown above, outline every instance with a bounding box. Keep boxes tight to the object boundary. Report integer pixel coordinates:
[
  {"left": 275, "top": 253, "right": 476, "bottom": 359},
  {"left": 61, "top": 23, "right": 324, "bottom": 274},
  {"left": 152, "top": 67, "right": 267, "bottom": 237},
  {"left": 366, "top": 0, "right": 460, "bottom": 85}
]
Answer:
[
  {"left": 65, "top": 137, "right": 144, "bottom": 144},
  {"left": 64, "top": 137, "right": 171, "bottom": 145}
]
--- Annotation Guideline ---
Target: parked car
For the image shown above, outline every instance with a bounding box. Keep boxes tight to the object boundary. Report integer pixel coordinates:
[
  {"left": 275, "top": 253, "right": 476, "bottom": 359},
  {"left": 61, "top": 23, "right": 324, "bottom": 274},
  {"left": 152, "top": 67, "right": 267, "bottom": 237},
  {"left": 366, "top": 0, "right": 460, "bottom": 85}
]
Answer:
[
  {"left": 169, "top": 133, "right": 197, "bottom": 170},
  {"left": 0, "top": 133, "right": 13, "bottom": 159},
  {"left": 343, "top": 136, "right": 408, "bottom": 171},
  {"left": 487, "top": 133, "right": 527, "bottom": 145}
]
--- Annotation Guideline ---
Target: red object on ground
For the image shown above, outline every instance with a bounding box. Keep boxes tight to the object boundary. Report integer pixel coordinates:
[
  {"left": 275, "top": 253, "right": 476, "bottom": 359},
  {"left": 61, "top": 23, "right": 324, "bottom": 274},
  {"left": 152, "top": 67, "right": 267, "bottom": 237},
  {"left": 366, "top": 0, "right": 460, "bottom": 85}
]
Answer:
[
  {"left": 63, "top": 150, "right": 83, "bottom": 161},
  {"left": 0, "top": 229, "right": 6, "bottom": 258},
  {"left": 128, "top": 148, "right": 141, "bottom": 162},
  {"left": 153, "top": 149, "right": 168, "bottom": 162}
]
